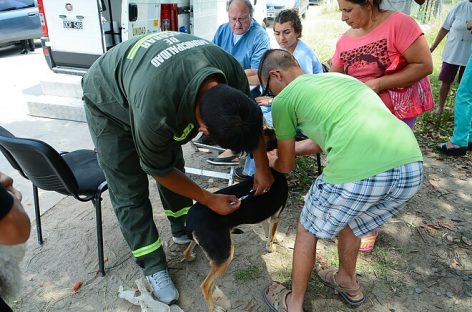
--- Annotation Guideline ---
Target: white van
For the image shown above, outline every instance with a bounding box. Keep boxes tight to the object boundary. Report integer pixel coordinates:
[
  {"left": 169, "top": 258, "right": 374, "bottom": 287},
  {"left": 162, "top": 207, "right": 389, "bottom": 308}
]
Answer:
[
  {"left": 37, "top": 0, "right": 267, "bottom": 75},
  {"left": 266, "top": 0, "right": 309, "bottom": 20}
]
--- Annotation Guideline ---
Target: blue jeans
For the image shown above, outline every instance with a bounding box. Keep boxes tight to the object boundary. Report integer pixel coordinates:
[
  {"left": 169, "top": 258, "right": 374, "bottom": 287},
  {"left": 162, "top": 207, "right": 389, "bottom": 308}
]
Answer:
[
  {"left": 451, "top": 47, "right": 472, "bottom": 147},
  {"left": 243, "top": 106, "right": 273, "bottom": 176}
]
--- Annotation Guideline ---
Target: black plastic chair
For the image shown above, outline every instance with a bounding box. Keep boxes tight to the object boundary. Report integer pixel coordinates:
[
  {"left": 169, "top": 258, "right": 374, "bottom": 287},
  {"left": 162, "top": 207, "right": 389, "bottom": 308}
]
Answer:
[{"left": 0, "top": 126, "right": 108, "bottom": 276}]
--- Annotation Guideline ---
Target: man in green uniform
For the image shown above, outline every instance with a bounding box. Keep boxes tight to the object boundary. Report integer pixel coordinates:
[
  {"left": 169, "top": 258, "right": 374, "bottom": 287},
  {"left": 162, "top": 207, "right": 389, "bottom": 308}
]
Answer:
[{"left": 82, "top": 32, "right": 273, "bottom": 304}]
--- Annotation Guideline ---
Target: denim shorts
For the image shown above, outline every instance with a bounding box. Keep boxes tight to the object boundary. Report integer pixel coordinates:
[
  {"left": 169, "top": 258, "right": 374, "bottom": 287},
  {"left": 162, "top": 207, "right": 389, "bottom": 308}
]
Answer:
[{"left": 300, "top": 161, "right": 424, "bottom": 239}]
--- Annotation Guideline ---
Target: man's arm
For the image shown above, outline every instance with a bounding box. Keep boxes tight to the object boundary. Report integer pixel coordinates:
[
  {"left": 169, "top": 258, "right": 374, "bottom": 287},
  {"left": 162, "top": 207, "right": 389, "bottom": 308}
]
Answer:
[
  {"left": 295, "top": 139, "right": 322, "bottom": 156},
  {"left": 154, "top": 169, "right": 241, "bottom": 215},
  {"left": 252, "top": 132, "right": 274, "bottom": 195},
  {"left": 270, "top": 138, "right": 297, "bottom": 174},
  {"left": 245, "top": 69, "right": 260, "bottom": 85},
  {"left": 269, "top": 138, "right": 322, "bottom": 174},
  {"left": 0, "top": 172, "right": 31, "bottom": 245}
]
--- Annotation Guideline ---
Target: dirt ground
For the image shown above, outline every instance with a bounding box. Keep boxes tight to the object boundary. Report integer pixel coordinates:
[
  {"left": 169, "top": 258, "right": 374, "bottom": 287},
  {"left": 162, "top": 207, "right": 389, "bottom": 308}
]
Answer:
[{"left": 8, "top": 142, "right": 472, "bottom": 312}]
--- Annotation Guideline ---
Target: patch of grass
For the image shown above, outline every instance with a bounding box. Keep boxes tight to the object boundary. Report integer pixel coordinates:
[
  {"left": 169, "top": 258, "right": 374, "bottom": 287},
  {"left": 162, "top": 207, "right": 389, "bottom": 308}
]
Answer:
[
  {"left": 288, "top": 156, "right": 319, "bottom": 194},
  {"left": 233, "top": 266, "right": 260, "bottom": 282}
]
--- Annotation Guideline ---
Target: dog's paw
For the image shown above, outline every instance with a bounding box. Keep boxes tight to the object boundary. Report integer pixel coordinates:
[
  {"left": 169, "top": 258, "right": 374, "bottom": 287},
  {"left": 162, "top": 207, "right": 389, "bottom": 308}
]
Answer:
[
  {"left": 181, "top": 252, "right": 196, "bottom": 262},
  {"left": 266, "top": 242, "right": 277, "bottom": 253},
  {"left": 214, "top": 305, "right": 226, "bottom": 312}
]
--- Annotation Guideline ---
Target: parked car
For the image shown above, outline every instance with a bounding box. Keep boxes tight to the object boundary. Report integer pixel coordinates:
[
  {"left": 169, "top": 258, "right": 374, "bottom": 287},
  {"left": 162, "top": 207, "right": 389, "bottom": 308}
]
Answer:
[
  {"left": 251, "top": 0, "right": 268, "bottom": 27},
  {"left": 266, "top": 0, "right": 309, "bottom": 20},
  {"left": 0, "top": 0, "right": 41, "bottom": 47}
]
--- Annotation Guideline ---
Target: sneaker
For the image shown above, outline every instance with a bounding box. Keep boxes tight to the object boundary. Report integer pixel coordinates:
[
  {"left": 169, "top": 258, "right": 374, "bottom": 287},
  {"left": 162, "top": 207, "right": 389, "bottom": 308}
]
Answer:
[
  {"left": 207, "top": 155, "right": 239, "bottom": 166},
  {"left": 234, "top": 167, "right": 250, "bottom": 181},
  {"left": 172, "top": 235, "right": 191, "bottom": 245},
  {"left": 146, "top": 269, "right": 179, "bottom": 304}
]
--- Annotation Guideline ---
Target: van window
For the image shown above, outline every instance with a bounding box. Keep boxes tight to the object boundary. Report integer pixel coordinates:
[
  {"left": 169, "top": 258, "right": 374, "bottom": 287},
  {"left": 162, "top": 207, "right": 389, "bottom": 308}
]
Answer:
[{"left": 0, "top": 0, "right": 35, "bottom": 12}]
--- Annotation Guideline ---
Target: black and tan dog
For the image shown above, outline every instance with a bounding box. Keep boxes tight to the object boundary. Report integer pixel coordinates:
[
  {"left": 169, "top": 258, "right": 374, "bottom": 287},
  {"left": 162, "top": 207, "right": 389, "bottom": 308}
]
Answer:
[{"left": 183, "top": 169, "right": 288, "bottom": 311}]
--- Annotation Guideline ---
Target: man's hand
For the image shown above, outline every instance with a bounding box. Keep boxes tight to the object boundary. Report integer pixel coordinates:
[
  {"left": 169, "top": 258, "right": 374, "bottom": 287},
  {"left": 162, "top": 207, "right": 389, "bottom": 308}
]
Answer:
[
  {"left": 204, "top": 193, "right": 241, "bottom": 215},
  {"left": 255, "top": 96, "right": 273, "bottom": 106},
  {"left": 252, "top": 165, "right": 274, "bottom": 196}
]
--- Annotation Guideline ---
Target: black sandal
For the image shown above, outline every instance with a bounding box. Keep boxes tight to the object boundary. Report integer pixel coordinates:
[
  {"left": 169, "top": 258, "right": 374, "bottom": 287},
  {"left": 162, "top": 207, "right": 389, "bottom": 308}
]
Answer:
[{"left": 436, "top": 142, "right": 467, "bottom": 157}]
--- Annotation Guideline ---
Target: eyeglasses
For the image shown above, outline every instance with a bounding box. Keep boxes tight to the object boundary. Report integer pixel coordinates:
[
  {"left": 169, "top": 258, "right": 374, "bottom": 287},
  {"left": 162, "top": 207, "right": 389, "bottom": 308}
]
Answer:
[
  {"left": 229, "top": 15, "right": 250, "bottom": 24},
  {"left": 261, "top": 75, "right": 273, "bottom": 97}
]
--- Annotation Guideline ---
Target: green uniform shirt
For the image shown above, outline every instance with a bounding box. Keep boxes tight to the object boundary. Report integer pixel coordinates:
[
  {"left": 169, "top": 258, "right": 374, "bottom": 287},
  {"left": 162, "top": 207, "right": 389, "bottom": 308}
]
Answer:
[
  {"left": 272, "top": 73, "right": 423, "bottom": 184},
  {"left": 83, "top": 32, "right": 249, "bottom": 176}
]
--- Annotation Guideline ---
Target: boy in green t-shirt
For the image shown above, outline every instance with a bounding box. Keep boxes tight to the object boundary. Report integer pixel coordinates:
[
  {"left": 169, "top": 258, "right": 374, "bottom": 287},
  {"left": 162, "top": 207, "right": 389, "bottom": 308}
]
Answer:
[{"left": 259, "top": 50, "right": 424, "bottom": 310}]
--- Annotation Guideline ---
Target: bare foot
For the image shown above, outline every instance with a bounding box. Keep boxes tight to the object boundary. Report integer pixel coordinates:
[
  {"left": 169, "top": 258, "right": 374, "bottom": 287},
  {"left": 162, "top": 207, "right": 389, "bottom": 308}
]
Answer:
[{"left": 218, "top": 149, "right": 234, "bottom": 158}]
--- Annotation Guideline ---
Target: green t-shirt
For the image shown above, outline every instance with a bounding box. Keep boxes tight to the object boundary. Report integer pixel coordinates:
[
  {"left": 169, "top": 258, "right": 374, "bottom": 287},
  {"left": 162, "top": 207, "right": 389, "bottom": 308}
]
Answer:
[
  {"left": 272, "top": 73, "right": 423, "bottom": 184},
  {"left": 83, "top": 32, "right": 249, "bottom": 176}
]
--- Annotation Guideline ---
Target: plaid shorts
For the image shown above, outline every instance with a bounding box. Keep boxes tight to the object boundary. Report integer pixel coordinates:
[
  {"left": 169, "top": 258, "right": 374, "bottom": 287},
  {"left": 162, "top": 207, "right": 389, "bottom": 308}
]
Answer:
[{"left": 300, "top": 161, "right": 423, "bottom": 239}]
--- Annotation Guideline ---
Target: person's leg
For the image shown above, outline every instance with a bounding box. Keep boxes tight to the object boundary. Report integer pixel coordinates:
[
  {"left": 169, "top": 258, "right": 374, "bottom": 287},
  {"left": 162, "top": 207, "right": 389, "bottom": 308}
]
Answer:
[
  {"left": 335, "top": 226, "right": 361, "bottom": 290},
  {"left": 437, "top": 62, "right": 459, "bottom": 113},
  {"left": 242, "top": 156, "right": 256, "bottom": 176},
  {"left": 438, "top": 81, "right": 452, "bottom": 113},
  {"left": 451, "top": 54, "right": 472, "bottom": 148},
  {"left": 402, "top": 116, "right": 417, "bottom": 129},
  {"left": 84, "top": 103, "right": 178, "bottom": 303},
  {"left": 20, "top": 40, "right": 28, "bottom": 54},
  {"left": 287, "top": 222, "right": 318, "bottom": 312},
  {"left": 28, "top": 39, "right": 35, "bottom": 51},
  {"left": 156, "top": 146, "right": 193, "bottom": 241}
]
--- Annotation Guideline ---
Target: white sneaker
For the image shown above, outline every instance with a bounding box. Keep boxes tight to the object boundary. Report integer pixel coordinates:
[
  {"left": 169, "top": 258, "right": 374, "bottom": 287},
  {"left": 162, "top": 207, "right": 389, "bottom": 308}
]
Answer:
[
  {"left": 146, "top": 269, "right": 179, "bottom": 304},
  {"left": 172, "top": 235, "right": 191, "bottom": 245}
]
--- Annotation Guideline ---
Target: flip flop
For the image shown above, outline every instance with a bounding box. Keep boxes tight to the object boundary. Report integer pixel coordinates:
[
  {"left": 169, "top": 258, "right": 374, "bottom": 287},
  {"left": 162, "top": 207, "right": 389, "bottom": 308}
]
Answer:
[
  {"left": 359, "top": 228, "right": 380, "bottom": 253},
  {"left": 316, "top": 267, "right": 365, "bottom": 307},
  {"left": 263, "top": 281, "right": 291, "bottom": 312}
]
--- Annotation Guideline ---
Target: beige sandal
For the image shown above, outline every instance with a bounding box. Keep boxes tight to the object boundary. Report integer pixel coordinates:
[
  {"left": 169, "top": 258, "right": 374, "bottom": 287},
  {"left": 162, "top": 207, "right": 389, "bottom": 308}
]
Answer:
[
  {"left": 316, "top": 267, "right": 365, "bottom": 306},
  {"left": 263, "top": 281, "right": 291, "bottom": 312}
]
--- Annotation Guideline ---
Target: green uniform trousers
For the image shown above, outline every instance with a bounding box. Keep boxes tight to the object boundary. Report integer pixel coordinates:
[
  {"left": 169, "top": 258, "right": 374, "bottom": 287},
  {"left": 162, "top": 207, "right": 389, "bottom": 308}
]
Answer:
[{"left": 84, "top": 104, "right": 192, "bottom": 276}]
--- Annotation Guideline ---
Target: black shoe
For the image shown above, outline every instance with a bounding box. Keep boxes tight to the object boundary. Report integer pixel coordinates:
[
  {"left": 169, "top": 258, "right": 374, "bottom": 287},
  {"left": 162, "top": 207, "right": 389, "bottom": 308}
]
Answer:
[
  {"left": 234, "top": 167, "right": 250, "bottom": 180},
  {"left": 207, "top": 155, "right": 239, "bottom": 166},
  {"left": 436, "top": 142, "right": 467, "bottom": 157},
  {"left": 194, "top": 134, "right": 215, "bottom": 145},
  {"left": 192, "top": 135, "right": 224, "bottom": 151}
]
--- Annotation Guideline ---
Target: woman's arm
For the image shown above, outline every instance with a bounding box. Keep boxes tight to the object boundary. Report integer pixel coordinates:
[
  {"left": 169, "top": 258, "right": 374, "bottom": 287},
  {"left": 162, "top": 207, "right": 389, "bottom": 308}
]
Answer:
[
  {"left": 365, "top": 35, "right": 433, "bottom": 92},
  {"left": 430, "top": 27, "right": 449, "bottom": 53}
]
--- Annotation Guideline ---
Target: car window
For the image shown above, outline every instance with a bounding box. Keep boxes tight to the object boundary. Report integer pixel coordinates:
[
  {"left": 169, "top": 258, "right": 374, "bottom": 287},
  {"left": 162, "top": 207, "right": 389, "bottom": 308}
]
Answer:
[{"left": 0, "top": 0, "right": 34, "bottom": 12}]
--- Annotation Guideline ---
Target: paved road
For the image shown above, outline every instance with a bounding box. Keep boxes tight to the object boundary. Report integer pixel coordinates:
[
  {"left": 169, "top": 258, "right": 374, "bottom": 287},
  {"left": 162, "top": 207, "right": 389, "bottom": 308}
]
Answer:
[{"left": 0, "top": 42, "right": 93, "bottom": 220}]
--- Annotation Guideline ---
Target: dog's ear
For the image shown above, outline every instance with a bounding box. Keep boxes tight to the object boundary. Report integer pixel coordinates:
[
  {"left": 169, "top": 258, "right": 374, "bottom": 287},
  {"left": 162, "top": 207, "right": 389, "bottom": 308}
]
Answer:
[{"left": 263, "top": 128, "right": 277, "bottom": 151}]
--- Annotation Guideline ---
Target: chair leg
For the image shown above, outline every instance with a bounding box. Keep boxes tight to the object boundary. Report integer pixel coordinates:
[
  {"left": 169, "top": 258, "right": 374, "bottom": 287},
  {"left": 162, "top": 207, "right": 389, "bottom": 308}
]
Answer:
[
  {"left": 94, "top": 181, "right": 108, "bottom": 276},
  {"left": 316, "top": 153, "right": 323, "bottom": 175},
  {"left": 33, "top": 185, "right": 43, "bottom": 245},
  {"left": 93, "top": 197, "right": 105, "bottom": 276}
]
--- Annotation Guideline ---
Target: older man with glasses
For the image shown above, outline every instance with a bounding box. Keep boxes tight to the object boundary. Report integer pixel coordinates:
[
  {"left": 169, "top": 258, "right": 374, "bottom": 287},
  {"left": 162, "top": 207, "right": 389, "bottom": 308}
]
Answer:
[
  {"left": 202, "top": 0, "right": 271, "bottom": 165},
  {"left": 213, "top": 0, "right": 270, "bottom": 87}
]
